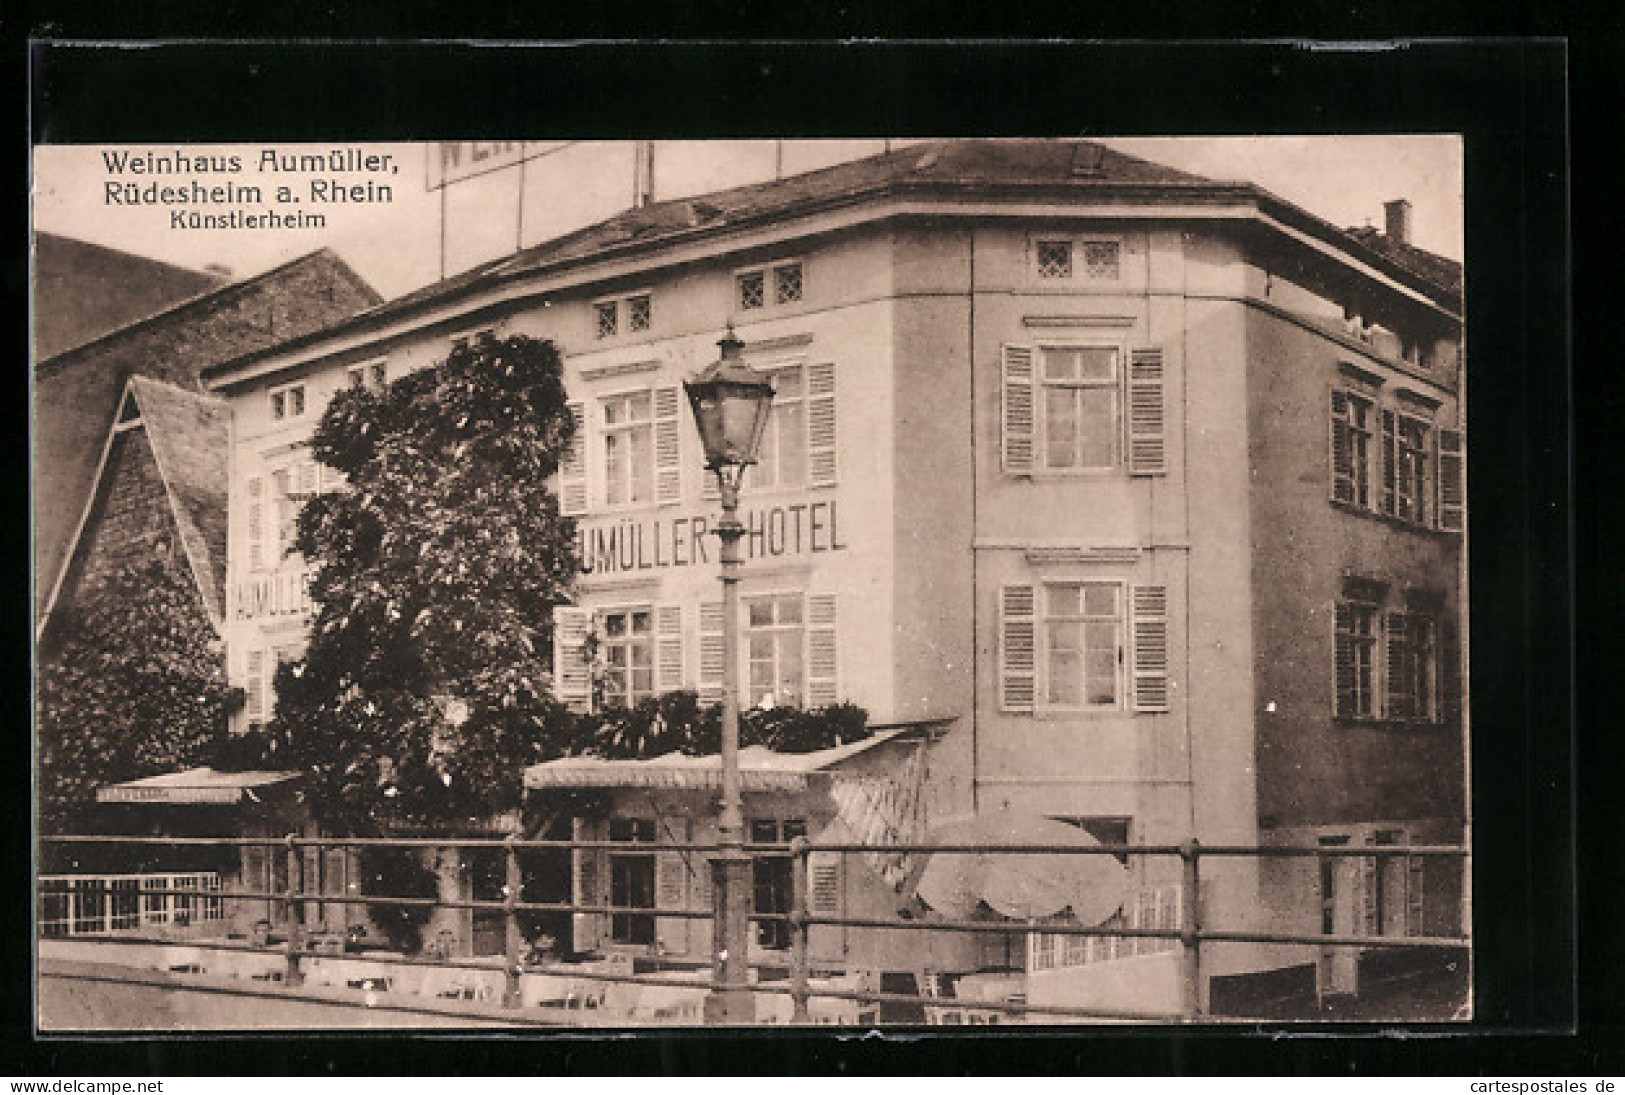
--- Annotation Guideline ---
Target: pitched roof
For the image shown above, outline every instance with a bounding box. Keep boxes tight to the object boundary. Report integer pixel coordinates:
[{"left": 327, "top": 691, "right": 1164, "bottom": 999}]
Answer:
[
  {"left": 127, "top": 377, "right": 231, "bottom": 623},
  {"left": 1342, "top": 225, "right": 1464, "bottom": 298},
  {"left": 38, "top": 377, "right": 230, "bottom": 638}
]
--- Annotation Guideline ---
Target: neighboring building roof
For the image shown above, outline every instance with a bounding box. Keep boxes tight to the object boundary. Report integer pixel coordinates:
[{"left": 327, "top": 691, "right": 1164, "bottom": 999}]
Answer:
[
  {"left": 96, "top": 767, "right": 298, "bottom": 805},
  {"left": 34, "top": 248, "right": 381, "bottom": 615},
  {"left": 1342, "top": 225, "right": 1464, "bottom": 299},
  {"left": 206, "top": 140, "right": 1462, "bottom": 384},
  {"left": 38, "top": 376, "right": 230, "bottom": 638},
  {"left": 32, "top": 233, "right": 227, "bottom": 360},
  {"left": 524, "top": 727, "right": 917, "bottom": 793}
]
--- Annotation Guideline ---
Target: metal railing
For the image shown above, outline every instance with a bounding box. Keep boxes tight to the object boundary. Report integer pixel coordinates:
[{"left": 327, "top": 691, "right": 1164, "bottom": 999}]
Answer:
[{"left": 37, "top": 833, "right": 1470, "bottom": 1024}]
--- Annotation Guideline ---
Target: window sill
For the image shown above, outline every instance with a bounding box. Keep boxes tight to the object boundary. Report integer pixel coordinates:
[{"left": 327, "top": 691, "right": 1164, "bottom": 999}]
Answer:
[
  {"left": 1030, "top": 705, "right": 1129, "bottom": 720},
  {"left": 1332, "top": 716, "right": 1453, "bottom": 731},
  {"left": 1328, "top": 499, "right": 1460, "bottom": 537}
]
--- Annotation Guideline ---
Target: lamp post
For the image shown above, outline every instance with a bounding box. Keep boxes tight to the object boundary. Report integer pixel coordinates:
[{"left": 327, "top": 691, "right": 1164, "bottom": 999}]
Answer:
[{"left": 685, "top": 326, "right": 775, "bottom": 1025}]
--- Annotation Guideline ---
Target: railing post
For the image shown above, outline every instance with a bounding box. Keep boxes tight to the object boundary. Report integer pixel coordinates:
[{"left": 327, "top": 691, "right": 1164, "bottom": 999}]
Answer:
[
  {"left": 284, "top": 834, "right": 304, "bottom": 986},
  {"left": 1180, "top": 839, "right": 1202, "bottom": 1021},
  {"left": 503, "top": 833, "right": 523, "bottom": 1009},
  {"left": 789, "top": 836, "right": 810, "bottom": 1024}
]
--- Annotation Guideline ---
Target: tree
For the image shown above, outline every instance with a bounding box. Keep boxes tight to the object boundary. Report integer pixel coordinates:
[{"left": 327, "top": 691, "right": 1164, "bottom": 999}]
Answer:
[
  {"left": 273, "top": 334, "right": 579, "bottom": 833},
  {"left": 37, "top": 552, "right": 241, "bottom": 835}
]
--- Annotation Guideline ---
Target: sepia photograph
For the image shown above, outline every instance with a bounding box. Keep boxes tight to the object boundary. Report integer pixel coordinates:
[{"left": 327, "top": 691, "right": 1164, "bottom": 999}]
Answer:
[{"left": 32, "top": 132, "right": 1472, "bottom": 1031}]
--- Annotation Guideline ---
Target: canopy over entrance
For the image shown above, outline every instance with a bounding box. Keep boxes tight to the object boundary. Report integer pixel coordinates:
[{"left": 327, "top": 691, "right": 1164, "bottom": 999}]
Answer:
[{"left": 96, "top": 767, "right": 297, "bottom": 806}]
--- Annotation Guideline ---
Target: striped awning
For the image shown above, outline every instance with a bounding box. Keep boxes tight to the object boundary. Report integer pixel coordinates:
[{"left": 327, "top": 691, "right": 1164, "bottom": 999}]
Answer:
[{"left": 97, "top": 768, "right": 297, "bottom": 805}]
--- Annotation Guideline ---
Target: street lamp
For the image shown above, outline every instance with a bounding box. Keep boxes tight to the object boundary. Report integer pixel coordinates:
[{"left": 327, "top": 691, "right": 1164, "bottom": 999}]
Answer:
[{"left": 684, "top": 326, "right": 774, "bottom": 1024}]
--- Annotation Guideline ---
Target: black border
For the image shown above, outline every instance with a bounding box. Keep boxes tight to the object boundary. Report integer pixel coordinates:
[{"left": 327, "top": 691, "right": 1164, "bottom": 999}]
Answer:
[{"left": 16, "top": 40, "right": 1586, "bottom": 1075}]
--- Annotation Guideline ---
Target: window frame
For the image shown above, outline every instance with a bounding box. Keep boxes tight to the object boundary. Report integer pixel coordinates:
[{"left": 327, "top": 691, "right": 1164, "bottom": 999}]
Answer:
[
  {"left": 606, "top": 817, "right": 657, "bottom": 946},
  {"left": 596, "top": 605, "right": 657, "bottom": 711},
  {"left": 743, "top": 591, "right": 808, "bottom": 710},
  {"left": 735, "top": 260, "right": 804, "bottom": 312},
  {"left": 1029, "top": 234, "right": 1123, "bottom": 283},
  {"left": 1033, "top": 339, "right": 1126, "bottom": 476},
  {"left": 1330, "top": 388, "right": 1375, "bottom": 508},
  {"left": 268, "top": 381, "right": 308, "bottom": 423},
  {"left": 346, "top": 358, "right": 389, "bottom": 392},
  {"left": 744, "top": 359, "right": 810, "bottom": 495},
  {"left": 1036, "top": 579, "right": 1127, "bottom": 714},
  {"left": 748, "top": 817, "right": 807, "bottom": 950},
  {"left": 1334, "top": 597, "right": 1381, "bottom": 721},
  {"left": 597, "top": 385, "right": 657, "bottom": 509}
]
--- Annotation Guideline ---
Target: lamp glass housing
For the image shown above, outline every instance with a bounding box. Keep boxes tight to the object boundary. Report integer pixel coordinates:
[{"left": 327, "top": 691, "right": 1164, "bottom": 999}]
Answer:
[{"left": 684, "top": 334, "right": 775, "bottom": 472}]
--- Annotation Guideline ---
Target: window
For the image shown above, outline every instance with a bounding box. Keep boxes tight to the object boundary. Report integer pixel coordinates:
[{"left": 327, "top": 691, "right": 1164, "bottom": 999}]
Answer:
[
  {"left": 751, "top": 365, "right": 807, "bottom": 490},
  {"left": 1041, "top": 345, "right": 1120, "bottom": 471},
  {"left": 749, "top": 819, "right": 807, "bottom": 949},
  {"left": 1082, "top": 241, "right": 1121, "bottom": 280},
  {"left": 1331, "top": 390, "right": 1374, "bottom": 507},
  {"left": 594, "top": 301, "right": 619, "bottom": 339},
  {"left": 601, "top": 391, "right": 654, "bottom": 506},
  {"left": 737, "top": 262, "right": 802, "bottom": 311},
  {"left": 1336, "top": 591, "right": 1444, "bottom": 724},
  {"left": 269, "top": 383, "right": 306, "bottom": 422},
  {"left": 599, "top": 608, "right": 655, "bottom": 709},
  {"left": 1334, "top": 600, "right": 1379, "bottom": 719},
  {"left": 347, "top": 361, "right": 388, "bottom": 391},
  {"left": 1036, "top": 240, "right": 1072, "bottom": 279},
  {"left": 626, "top": 293, "right": 652, "bottom": 332},
  {"left": 608, "top": 819, "right": 656, "bottom": 945},
  {"left": 1042, "top": 582, "right": 1122, "bottom": 708},
  {"left": 746, "top": 594, "right": 805, "bottom": 709},
  {"left": 1385, "top": 413, "right": 1433, "bottom": 525}
]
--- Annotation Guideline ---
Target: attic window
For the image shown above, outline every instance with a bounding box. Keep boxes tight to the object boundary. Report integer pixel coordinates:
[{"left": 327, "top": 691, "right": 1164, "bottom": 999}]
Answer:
[
  {"left": 1082, "top": 241, "right": 1121, "bottom": 280},
  {"left": 737, "top": 261, "right": 803, "bottom": 311},
  {"left": 270, "top": 383, "right": 307, "bottom": 422},
  {"left": 1037, "top": 240, "right": 1072, "bottom": 280}
]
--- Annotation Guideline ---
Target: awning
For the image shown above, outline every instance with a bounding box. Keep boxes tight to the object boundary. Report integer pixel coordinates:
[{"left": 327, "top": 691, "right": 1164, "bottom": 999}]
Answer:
[
  {"left": 523, "top": 728, "right": 912, "bottom": 793},
  {"left": 96, "top": 767, "right": 298, "bottom": 805}
]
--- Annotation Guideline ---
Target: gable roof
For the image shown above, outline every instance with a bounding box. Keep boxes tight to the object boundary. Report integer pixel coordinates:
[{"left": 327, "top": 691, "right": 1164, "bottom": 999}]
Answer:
[{"left": 38, "top": 376, "right": 230, "bottom": 639}]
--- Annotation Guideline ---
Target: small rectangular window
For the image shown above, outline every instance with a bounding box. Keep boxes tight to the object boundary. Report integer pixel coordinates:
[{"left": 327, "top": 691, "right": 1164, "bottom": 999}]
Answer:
[
  {"left": 594, "top": 301, "right": 619, "bottom": 339},
  {"left": 626, "top": 293, "right": 651, "bottom": 331},
  {"left": 1036, "top": 240, "right": 1072, "bottom": 279},
  {"left": 774, "top": 263, "right": 803, "bottom": 304},
  {"left": 1082, "top": 240, "right": 1121, "bottom": 280},
  {"left": 270, "top": 384, "right": 307, "bottom": 422},
  {"left": 1335, "top": 600, "right": 1379, "bottom": 719},
  {"left": 737, "top": 271, "right": 766, "bottom": 310}
]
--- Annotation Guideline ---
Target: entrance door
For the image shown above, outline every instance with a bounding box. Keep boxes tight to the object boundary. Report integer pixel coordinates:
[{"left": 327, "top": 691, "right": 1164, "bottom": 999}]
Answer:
[{"left": 1318, "top": 836, "right": 1359, "bottom": 996}]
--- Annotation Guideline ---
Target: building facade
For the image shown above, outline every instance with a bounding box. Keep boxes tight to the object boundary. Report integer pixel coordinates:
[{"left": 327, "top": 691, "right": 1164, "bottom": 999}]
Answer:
[{"left": 200, "top": 140, "right": 1466, "bottom": 998}]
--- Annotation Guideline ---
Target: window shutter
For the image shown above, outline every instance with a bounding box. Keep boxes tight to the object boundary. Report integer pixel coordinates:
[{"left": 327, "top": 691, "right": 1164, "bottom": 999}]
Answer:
[
  {"left": 247, "top": 477, "right": 264, "bottom": 571},
  {"left": 1334, "top": 602, "right": 1356, "bottom": 717},
  {"left": 572, "top": 817, "right": 606, "bottom": 953},
  {"left": 656, "top": 604, "right": 684, "bottom": 693},
  {"left": 1131, "top": 584, "right": 1171, "bottom": 713},
  {"left": 1384, "top": 611, "right": 1409, "bottom": 721},
  {"left": 1001, "top": 344, "right": 1036, "bottom": 475},
  {"left": 559, "top": 401, "right": 588, "bottom": 516},
  {"left": 1127, "top": 347, "right": 1168, "bottom": 475},
  {"left": 1380, "top": 410, "right": 1398, "bottom": 516},
  {"left": 552, "top": 606, "right": 594, "bottom": 713},
  {"left": 806, "top": 593, "right": 838, "bottom": 707},
  {"left": 698, "top": 601, "right": 725, "bottom": 706},
  {"left": 1360, "top": 847, "right": 1379, "bottom": 936},
  {"left": 298, "top": 460, "right": 319, "bottom": 496},
  {"left": 244, "top": 648, "right": 266, "bottom": 719},
  {"left": 654, "top": 817, "right": 691, "bottom": 954},
  {"left": 1330, "top": 393, "right": 1352, "bottom": 503},
  {"left": 807, "top": 850, "right": 843, "bottom": 919},
  {"left": 1439, "top": 613, "right": 1463, "bottom": 727},
  {"left": 998, "top": 584, "right": 1037, "bottom": 713},
  {"left": 653, "top": 386, "right": 683, "bottom": 504},
  {"left": 1405, "top": 853, "right": 1426, "bottom": 936},
  {"left": 1437, "top": 428, "right": 1464, "bottom": 531},
  {"left": 807, "top": 362, "right": 838, "bottom": 487}
]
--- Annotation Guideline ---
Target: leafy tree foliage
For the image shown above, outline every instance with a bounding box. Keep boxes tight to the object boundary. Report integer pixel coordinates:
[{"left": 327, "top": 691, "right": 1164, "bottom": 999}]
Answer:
[
  {"left": 273, "top": 335, "right": 579, "bottom": 833},
  {"left": 37, "top": 553, "right": 241, "bottom": 834}
]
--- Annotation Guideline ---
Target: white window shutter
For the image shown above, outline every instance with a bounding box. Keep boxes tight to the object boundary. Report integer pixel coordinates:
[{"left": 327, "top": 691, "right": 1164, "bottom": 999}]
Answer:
[
  {"left": 1437, "top": 428, "right": 1464, "bottom": 531},
  {"left": 655, "top": 604, "right": 684, "bottom": 693},
  {"left": 572, "top": 817, "right": 606, "bottom": 953},
  {"left": 1384, "top": 610, "right": 1409, "bottom": 719},
  {"left": 998, "top": 584, "right": 1036, "bottom": 713},
  {"left": 1131, "top": 584, "right": 1171, "bottom": 713},
  {"left": 1001, "top": 344, "right": 1036, "bottom": 475},
  {"left": 244, "top": 648, "right": 266, "bottom": 719},
  {"left": 698, "top": 601, "right": 725, "bottom": 706},
  {"left": 654, "top": 386, "right": 683, "bottom": 504},
  {"left": 807, "top": 362, "right": 838, "bottom": 487},
  {"left": 552, "top": 605, "right": 594, "bottom": 713},
  {"left": 654, "top": 816, "right": 691, "bottom": 954},
  {"left": 1380, "top": 409, "right": 1398, "bottom": 516},
  {"left": 1360, "top": 847, "right": 1379, "bottom": 936},
  {"left": 807, "top": 850, "right": 843, "bottom": 918},
  {"left": 806, "top": 593, "right": 838, "bottom": 707},
  {"left": 1127, "top": 347, "right": 1167, "bottom": 475},
  {"left": 559, "top": 401, "right": 588, "bottom": 516},
  {"left": 247, "top": 476, "right": 264, "bottom": 571}
]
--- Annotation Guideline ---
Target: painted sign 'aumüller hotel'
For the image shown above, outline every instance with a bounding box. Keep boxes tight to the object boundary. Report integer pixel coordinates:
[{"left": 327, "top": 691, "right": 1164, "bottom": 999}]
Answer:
[{"left": 201, "top": 139, "right": 1467, "bottom": 1001}]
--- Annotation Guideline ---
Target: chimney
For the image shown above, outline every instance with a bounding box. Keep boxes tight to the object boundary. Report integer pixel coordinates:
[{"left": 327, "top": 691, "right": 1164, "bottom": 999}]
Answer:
[{"left": 1383, "top": 199, "right": 1412, "bottom": 245}]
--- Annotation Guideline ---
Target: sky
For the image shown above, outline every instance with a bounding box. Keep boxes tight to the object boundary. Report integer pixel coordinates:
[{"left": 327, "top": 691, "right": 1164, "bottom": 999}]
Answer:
[{"left": 32, "top": 137, "right": 1462, "bottom": 303}]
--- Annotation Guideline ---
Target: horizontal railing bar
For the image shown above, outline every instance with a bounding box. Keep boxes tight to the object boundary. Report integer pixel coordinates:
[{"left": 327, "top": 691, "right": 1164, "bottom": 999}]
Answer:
[
  {"left": 745, "top": 982, "right": 1185, "bottom": 1023},
  {"left": 1196, "top": 929, "right": 1470, "bottom": 949}
]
